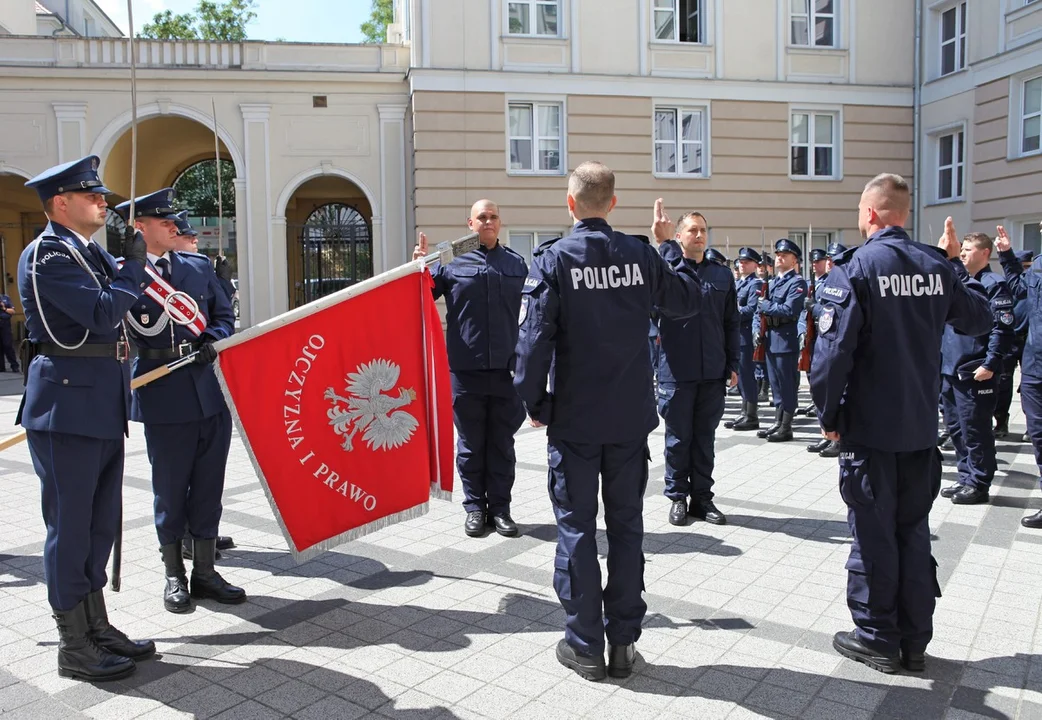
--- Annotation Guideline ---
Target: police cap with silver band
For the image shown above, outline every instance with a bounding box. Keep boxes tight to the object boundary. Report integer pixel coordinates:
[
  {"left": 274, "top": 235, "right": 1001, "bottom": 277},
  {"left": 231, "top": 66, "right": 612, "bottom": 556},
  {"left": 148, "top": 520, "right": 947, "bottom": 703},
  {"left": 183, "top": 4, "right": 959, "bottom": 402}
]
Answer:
[
  {"left": 705, "top": 248, "right": 729, "bottom": 266},
  {"left": 760, "top": 251, "right": 773, "bottom": 266},
  {"left": 774, "top": 237, "right": 802, "bottom": 261},
  {"left": 115, "top": 188, "right": 179, "bottom": 219},
  {"left": 24, "top": 155, "right": 111, "bottom": 202},
  {"left": 827, "top": 242, "right": 848, "bottom": 259},
  {"left": 738, "top": 247, "right": 762, "bottom": 264},
  {"left": 809, "top": 248, "right": 828, "bottom": 262},
  {"left": 173, "top": 210, "right": 198, "bottom": 237}
]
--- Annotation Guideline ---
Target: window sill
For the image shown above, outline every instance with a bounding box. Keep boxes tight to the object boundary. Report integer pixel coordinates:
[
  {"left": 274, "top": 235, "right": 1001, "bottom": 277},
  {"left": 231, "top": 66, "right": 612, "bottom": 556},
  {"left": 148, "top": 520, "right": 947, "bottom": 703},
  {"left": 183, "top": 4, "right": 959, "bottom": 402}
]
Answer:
[
  {"left": 507, "top": 169, "right": 567, "bottom": 177},
  {"left": 649, "top": 40, "right": 711, "bottom": 48},
  {"left": 786, "top": 44, "right": 846, "bottom": 53},
  {"left": 926, "top": 197, "right": 966, "bottom": 207},
  {"left": 1009, "top": 148, "right": 1042, "bottom": 161},
  {"left": 503, "top": 34, "right": 568, "bottom": 43},
  {"left": 930, "top": 67, "right": 969, "bottom": 83},
  {"left": 789, "top": 174, "right": 842, "bottom": 182},
  {"left": 652, "top": 172, "right": 710, "bottom": 180}
]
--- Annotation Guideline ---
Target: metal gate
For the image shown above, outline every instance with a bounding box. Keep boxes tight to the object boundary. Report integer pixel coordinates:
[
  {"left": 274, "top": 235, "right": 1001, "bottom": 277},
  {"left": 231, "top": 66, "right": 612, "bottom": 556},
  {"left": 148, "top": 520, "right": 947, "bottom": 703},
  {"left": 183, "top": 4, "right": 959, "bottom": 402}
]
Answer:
[{"left": 292, "top": 203, "right": 373, "bottom": 307}]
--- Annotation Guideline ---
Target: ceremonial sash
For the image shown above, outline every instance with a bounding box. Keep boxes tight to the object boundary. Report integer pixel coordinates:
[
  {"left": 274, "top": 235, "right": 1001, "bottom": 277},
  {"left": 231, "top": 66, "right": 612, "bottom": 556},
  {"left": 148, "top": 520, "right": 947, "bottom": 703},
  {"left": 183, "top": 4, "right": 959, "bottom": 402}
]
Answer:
[{"left": 118, "top": 260, "right": 208, "bottom": 337}]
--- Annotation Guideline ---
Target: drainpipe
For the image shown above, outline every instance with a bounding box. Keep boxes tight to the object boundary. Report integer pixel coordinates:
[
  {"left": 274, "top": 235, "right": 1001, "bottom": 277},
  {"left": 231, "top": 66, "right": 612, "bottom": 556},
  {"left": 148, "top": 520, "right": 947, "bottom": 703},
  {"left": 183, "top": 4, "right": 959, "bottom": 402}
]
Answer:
[{"left": 913, "top": 0, "right": 923, "bottom": 242}]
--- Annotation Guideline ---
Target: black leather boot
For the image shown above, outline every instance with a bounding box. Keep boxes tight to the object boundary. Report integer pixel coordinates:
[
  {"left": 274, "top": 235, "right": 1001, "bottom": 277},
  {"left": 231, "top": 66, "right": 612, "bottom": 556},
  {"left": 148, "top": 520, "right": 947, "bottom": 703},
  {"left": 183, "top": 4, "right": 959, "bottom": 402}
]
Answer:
[
  {"left": 53, "top": 602, "right": 136, "bottom": 682},
  {"left": 724, "top": 402, "right": 748, "bottom": 429},
  {"left": 83, "top": 589, "right": 155, "bottom": 660},
  {"left": 733, "top": 402, "right": 760, "bottom": 431},
  {"left": 607, "top": 643, "right": 636, "bottom": 678},
  {"left": 182, "top": 535, "right": 225, "bottom": 561},
  {"left": 190, "top": 538, "right": 247, "bottom": 604},
  {"left": 161, "top": 542, "right": 193, "bottom": 614},
  {"left": 757, "top": 406, "right": 783, "bottom": 438},
  {"left": 833, "top": 631, "right": 900, "bottom": 674},
  {"left": 767, "top": 411, "right": 794, "bottom": 442},
  {"left": 757, "top": 378, "right": 769, "bottom": 403}
]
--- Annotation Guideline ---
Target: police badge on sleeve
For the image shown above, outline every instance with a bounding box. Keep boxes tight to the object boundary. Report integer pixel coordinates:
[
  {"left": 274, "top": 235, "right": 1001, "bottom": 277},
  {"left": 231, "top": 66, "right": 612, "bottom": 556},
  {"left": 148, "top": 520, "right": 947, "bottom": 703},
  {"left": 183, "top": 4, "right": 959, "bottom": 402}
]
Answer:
[
  {"left": 518, "top": 295, "right": 530, "bottom": 325},
  {"left": 818, "top": 307, "right": 835, "bottom": 334}
]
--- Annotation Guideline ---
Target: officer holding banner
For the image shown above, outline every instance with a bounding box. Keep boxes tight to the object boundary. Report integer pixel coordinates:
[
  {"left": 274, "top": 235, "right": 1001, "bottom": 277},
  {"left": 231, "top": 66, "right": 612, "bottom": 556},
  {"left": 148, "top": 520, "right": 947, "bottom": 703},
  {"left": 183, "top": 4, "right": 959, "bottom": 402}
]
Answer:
[
  {"left": 18, "top": 156, "right": 156, "bottom": 681},
  {"left": 116, "top": 189, "right": 245, "bottom": 614}
]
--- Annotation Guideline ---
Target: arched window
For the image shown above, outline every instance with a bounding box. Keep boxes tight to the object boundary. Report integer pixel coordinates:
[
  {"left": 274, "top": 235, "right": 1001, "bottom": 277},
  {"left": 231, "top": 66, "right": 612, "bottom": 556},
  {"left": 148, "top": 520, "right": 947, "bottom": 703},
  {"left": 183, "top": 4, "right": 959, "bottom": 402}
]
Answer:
[{"left": 298, "top": 203, "right": 373, "bottom": 304}]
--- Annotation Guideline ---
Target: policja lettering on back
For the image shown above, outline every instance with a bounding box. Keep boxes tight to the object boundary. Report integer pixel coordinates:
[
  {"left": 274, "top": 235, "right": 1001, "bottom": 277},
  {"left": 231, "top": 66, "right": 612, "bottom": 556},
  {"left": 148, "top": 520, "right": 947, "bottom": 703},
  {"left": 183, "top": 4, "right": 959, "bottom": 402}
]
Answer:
[
  {"left": 570, "top": 264, "right": 644, "bottom": 290},
  {"left": 877, "top": 273, "right": 944, "bottom": 297}
]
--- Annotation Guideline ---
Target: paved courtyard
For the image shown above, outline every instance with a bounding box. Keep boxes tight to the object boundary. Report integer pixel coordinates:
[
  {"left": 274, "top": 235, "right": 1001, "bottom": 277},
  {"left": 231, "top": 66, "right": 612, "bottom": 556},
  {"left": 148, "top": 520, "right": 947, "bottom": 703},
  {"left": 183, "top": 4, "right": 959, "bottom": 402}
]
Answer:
[{"left": 0, "top": 370, "right": 1039, "bottom": 719}]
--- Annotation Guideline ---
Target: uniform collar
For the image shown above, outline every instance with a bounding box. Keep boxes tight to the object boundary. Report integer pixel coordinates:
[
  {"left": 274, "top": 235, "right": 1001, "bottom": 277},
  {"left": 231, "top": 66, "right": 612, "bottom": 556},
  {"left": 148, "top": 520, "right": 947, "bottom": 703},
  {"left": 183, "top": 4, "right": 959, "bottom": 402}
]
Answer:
[
  {"left": 49, "top": 221, "right": 94, "bottom": 247},
  {"left": 866, "top": 226, "right": 910, "bottom": 244},
  {"left": 777, "top": 268, "right": 795, "bottom": 280},
  {"left": 147, "top": 251, "right": 172, "bottom": 265},
  {"left": 573, "top": 217, "right": 611, "bottom": 233}
]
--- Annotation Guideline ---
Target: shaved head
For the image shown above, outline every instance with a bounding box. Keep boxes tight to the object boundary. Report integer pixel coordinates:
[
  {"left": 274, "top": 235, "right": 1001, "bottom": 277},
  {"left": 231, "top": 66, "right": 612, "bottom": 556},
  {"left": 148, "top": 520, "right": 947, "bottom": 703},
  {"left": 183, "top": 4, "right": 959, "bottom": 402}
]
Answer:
[
  {"left": 467, "top": 198, "right": 501, "bottom": 249},
  {"left": 471, "top": 199, "right": 499, "bottom": 217},
  {"left": 567, "top": 161, "right": 617, "bottom": 220},
  {"left": 858, "top": 173, "right": 911, "bottom": 238}
]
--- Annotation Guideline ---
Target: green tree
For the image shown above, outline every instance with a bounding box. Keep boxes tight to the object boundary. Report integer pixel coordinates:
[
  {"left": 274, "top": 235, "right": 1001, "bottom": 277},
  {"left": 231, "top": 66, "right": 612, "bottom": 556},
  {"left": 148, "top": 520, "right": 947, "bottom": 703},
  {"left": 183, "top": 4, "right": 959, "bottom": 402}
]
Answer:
[
  {"left": 172, "top": 159, "right": 236, "bottom": 218},
  {"left": 359, "top": 0, "right": 394, "bottom": 43},
  {"left": 140, "top": 0, "right": 256, "bottom": 41}
]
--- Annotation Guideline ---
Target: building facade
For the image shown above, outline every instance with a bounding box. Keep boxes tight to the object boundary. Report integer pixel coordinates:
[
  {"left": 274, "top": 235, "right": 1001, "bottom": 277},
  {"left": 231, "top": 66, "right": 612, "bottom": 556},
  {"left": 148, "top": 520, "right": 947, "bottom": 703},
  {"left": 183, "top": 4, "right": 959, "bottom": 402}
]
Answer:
[{"left": 0, "top": 0, "right": 1037, "bottom": 334}]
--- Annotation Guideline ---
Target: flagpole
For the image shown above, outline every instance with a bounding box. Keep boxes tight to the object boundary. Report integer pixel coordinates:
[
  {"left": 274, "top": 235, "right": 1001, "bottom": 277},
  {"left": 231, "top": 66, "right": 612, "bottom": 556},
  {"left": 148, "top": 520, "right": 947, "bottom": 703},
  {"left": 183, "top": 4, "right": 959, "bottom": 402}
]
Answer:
[{"left": 212, "top": 97, "right": 223, "bottom": 258}]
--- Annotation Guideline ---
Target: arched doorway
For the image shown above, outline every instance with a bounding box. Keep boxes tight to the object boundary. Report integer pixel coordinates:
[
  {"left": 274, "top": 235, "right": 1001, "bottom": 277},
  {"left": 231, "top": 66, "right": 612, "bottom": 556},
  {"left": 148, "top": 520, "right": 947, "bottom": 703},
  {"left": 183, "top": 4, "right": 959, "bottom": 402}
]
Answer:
[
  {"left": 284, "top": 176, "right": 374, "bottom": 309},
  {"left": 0, "top": 171, "right": 48, "bottom": 341}
]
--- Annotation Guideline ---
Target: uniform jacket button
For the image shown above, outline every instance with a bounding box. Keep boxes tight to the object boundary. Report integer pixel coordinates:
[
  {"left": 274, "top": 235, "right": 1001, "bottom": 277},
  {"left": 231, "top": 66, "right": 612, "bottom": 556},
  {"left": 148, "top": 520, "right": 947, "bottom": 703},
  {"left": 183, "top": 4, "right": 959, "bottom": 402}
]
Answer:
[{"left": 62, "top": 379, "right": 68, "bottom": 385}]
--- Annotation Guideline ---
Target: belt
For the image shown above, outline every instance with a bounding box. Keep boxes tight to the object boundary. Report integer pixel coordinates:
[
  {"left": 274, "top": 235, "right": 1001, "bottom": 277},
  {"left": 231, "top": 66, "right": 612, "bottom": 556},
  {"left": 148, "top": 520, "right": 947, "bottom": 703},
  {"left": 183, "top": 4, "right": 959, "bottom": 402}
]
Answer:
[
  {"left": 137, "top": 341, "right": 198, "bottom": 361},
  {"left": 766, "top": 317, "right": 796, "bottom": 328},
  {"left": 36, "top": 341, "right": 130, "bottom": 361}
]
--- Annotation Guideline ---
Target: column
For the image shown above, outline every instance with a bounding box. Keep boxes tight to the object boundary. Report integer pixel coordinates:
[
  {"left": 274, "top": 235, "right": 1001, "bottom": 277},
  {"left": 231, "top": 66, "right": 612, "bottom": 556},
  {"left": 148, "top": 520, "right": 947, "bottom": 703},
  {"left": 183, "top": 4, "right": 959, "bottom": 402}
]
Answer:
[
  {"left": 271, "top": 215, "right": 288, "bottom": 315},
  {"left": 52, "top": 102, "right": 87, "bottom": 163},
  {"left": 239, "top": 103, "right": 273, "bottom": 322},
  {"left": 378, "top": 104, "right": 408, "bottom": 273},
  {"left": 233, "top": 177, "right": 250, "bottom": 327}
]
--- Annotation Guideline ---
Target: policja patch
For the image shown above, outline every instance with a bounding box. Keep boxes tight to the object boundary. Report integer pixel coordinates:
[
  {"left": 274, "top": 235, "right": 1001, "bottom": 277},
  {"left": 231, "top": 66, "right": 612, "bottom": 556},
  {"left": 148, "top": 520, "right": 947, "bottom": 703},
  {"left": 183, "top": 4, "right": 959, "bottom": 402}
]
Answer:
[
  {"left": 518, "top": 295, "right": 529, "bottom": 325},
  {"left": 818, "top": 306, "right": 835, "bottom": 334}
]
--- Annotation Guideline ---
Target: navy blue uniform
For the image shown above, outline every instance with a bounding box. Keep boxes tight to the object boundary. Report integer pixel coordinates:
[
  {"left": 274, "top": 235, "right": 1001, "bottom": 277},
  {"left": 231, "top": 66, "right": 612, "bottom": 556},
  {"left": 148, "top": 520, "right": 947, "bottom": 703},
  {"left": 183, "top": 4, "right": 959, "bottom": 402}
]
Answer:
[
  {"left": 655, "top": 241, "right": 739, "bottom": 503},
  {"left": 939, "top": 269, "right": 1014, "bottom": 492},
  {"left": 809, "top": 226, "right": 992, "bottom": 658},
  {"left": 735, "top": 273, "right": 763, "bottom": 403},
  {"left": 995, "top": 252, "right": 1032, "bottom": 429},
  {"left": 513, "top": 219, "right": 704, "bottom": 657},
  {"left": 17, "top": 222, "right": 148, "bottom": 611},
  {"left": 0, "top": 293, "right": 19, "bottom": 372},
  {"left": 126, "top": 251, "right": 236, "bottom": 546},
  {"left": 429, "top": 242, "right": 528, "bottom": 518},
  {"left": 998, "top": 249, "right": 1042, "bottom": 489},
  {"left": 754, "top": 270, "right": 807, "bottom": 413}
]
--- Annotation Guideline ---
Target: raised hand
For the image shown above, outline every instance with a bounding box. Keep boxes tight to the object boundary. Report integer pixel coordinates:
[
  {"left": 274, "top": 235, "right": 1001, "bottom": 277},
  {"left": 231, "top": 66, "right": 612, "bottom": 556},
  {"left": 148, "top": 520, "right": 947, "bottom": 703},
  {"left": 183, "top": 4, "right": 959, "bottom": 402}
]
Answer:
[
  {"left": 995, "top": 225, "right": 1012, "bottom": 253},
  {"left": 412, "top": 231, "right": 429, "bottom": 261},
  {"left": 651, "top": 198, "right": 675, "bottom": 244},
  {"left": 938, "top": 216, "right": 960, "bottom": 259}
]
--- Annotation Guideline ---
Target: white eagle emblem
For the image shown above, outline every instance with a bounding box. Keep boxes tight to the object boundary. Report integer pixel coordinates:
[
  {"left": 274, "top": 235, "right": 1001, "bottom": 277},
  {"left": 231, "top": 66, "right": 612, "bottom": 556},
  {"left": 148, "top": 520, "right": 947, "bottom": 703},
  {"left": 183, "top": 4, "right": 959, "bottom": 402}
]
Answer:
[
  {"left": 324, "top": 359, "right": 419, "bottom": 452},
  {"left": 818, "top": 307, "right": 834, "bottom": 334}
]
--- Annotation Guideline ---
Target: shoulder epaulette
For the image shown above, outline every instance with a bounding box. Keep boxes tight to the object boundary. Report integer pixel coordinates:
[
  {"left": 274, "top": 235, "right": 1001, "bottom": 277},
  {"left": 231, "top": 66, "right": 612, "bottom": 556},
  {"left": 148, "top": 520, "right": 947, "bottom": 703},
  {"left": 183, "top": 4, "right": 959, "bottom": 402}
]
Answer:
[
  {"left": 532, "top": 236, "right": 562, "bottom": 257},
  {"left": 631, "top": 234, "right": 652, "bottom": 245},
  {"left": 831, "top": 246, "right": 859, "bottom": 265}
]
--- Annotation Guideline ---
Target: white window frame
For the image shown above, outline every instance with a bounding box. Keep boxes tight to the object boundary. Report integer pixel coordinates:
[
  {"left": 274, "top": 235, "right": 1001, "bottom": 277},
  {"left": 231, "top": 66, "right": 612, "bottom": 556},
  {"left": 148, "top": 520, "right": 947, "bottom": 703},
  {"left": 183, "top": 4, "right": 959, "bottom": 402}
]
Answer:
[
  {"left": 506, "top": 0, "right": 562, "bottom": 37},
  {"left": 789, "top": 107, "right": 842, "bottom": 181},
  {"left": 651, "top": 0, "right": 706, "bottom": 44},
  {"left": 1016, "top": 219, "right": 1042, "bottom": 256},
  {"left": 506, "top": 229, "right": 566, "bottom": 262},
  {"left": 652, "top": 104, "right": 711, "bottom": 178},
  {"left": 790, "top": 0, "right": 838, "bottom": 48},
  {"left": 938, "top": 1, "right": 967, "bottom": 77},
  {"left": 506, "top": 98, "right": 567, "bottom": 176},
  {"left": 931, "top": 123, "right": 966, "bottom": 203},
  {"left": 1020, "top": 74, "right": 1042, "bottom": 157}
]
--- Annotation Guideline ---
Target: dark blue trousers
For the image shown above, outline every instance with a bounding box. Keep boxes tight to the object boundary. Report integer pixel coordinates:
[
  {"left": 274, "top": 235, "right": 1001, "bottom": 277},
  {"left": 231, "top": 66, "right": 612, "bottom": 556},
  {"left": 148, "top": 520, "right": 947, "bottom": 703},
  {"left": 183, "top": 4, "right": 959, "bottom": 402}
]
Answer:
[
  {"left": 994, "top": 348, "right": 1022, "bottom": 424},
  {"left": 839, "top": 444, "right": 942, "bottom": 655},
  {"left": 453, "top": 389, "right": 525, "bottom": 516},
  {"left": 27, "top": 430, "right": 123, "bottom": 611},
  {"left": 738, "top": 342, "right": 757, "bottom": 402},
  {"left": 766, "top": 349, "right": 799, "bottom": 413},
  {"left": 0, "top": 324, "right": 17, "bottom": 371},
  {"left": 1022, "top": 375, "right": 1042, "bottom": 487},
  {"left": 940, "top": 374, "right": 997, "bottom": 491},
  {"left": 658, "top": 380, "right": 726, "bottom": 502},
  {"left": 144, "top": 410, "right": 232, "bottom": 546},
  {"left": 548, "top": 437, "right": 648, "bottom": 656}
]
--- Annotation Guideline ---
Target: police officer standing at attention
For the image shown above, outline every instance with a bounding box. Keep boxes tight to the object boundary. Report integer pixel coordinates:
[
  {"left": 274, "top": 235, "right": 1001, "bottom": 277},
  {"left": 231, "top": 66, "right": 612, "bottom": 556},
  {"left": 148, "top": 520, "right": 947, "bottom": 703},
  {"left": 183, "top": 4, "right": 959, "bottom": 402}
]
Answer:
[
  {"left": 937, "top": 227, "right": 1015, "bottom": 506},
  {"left": 753, "top": 252, "right": 772, "bottom": 403},
  {"left": 994, "top": 226, "right": 1042, "bottom": 528},
  {"left": 170, "top": 210, "right": 237, "bottom": 560},
  {"left": 724, "top": 247, "right": 764, "bottom": 432},
  {"left": 0, "top": 289, "right": 19, "bottom": 373},
  {"left": 993, "top": 247, "right": 1034, "bottom": 439},
  {"left": 514, "top": 163, "right": 705, "bottom": 681},
  {"left": 653, "top": 209, "right": 739, "bottom": 526},
  {"left": 753, "top": 239, "right": 807, "bottom": 442},
  {"left": 115, "top": 189, "right": 245, "bottom": 613},
  {"left": 412, "top": 200, "right": 528, "bottom": 538},
  {"left": 803, "top": 242, "right": 846, "bottom": 457},
  {"left": 809, "top": 174, "right": 992, "bottom": 674},
  {"left": 18, "top": 155, "right": 156, "bottom": 681}
]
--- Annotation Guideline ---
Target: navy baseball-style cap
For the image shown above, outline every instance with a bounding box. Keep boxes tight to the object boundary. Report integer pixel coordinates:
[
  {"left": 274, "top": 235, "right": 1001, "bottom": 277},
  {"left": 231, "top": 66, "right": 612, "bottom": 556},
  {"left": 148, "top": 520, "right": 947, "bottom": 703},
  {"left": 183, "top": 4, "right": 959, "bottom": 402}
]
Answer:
[{"left": 24, "top": 155, "right": 111, "bottom": 202}]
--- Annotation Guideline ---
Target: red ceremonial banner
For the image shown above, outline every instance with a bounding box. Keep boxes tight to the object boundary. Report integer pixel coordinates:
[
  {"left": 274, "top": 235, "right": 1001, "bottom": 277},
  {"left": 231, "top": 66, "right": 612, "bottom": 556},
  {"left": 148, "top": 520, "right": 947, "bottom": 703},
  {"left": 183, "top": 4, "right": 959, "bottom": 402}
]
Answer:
[{"left": 214, "top": 267, "right": 454, "bottom": 561}]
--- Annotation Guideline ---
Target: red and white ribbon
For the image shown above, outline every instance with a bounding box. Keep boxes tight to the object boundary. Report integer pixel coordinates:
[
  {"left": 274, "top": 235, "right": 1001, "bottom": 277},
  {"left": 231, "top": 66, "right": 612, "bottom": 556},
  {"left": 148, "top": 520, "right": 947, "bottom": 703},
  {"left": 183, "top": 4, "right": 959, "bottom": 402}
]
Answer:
[{"left": 119, "top": 260, "right": 208, "bottom": 336}]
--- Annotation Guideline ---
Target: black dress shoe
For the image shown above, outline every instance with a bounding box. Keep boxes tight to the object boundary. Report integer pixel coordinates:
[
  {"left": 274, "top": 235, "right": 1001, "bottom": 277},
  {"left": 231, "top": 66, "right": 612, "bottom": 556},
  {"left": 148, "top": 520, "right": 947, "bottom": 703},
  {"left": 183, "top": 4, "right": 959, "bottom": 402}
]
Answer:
[
  {"left": 555, "top": 639, "right": 605, "bottom": 681},
  {"left": 464, "top": 510, "right": 486, "bottom": 537},
  {"left": 807, "top": 438, "right": 830, "bottom": 453},
  {"left": 951, "top": 485, "right": 989, "bottom": 505},
  {"left": 216, "top": 535, "right": 235, "bottom": 551},
  {"left": 608, "top": 643, "right": 636, "bottom": 678},
  {"left": 941, "top": 438, "right": 954, "bottom": 451},
  {"left": 937, "top": 432, "right": 949, "bottom": 446},
  {"left": 689, "top": 499, "right": 726, "bottom": 525},
  {"left": 83, "top": 589, "right": 155, "bottom": 661},
  {"left": 994, "top": 423, "right": 1009, "bottom": 439},
  {"left": 668, "top": 499, "right": 687, "bottom": 526},
  {"left": 490, "top": 513, "right": 518, "bottom": 537},
  {"left": 832, "top": 631, "right": 900, "bottom": 674},
  {"left": 819, "top": 440, "right": 840, "bottom": 458},
  {"left": 940, "top": 483, "right": 962, "bottom": 499},
  {"left": 1021, "top": 510, "right": 1042, "bottom": 529}
]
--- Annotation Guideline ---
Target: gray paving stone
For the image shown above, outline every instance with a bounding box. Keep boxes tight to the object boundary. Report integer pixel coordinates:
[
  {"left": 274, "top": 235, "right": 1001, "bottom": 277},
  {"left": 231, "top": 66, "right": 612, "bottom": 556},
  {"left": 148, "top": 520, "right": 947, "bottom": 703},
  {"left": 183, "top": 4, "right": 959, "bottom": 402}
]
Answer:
[{"left": 255, "top": 678, "right": 328, "bottom": 714}]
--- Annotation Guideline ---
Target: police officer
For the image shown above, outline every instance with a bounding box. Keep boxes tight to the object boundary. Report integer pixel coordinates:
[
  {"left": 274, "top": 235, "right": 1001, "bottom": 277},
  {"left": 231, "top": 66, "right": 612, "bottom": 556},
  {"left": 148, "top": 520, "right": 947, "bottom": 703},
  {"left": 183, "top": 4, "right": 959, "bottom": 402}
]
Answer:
[
  {"left": 803, "top": 243, "right": 847, "bottom": 457},
  {"left": 513, "top": 165, "right": 704, "bottom": 681},
  {"left": 753, "top": 239, "right": 807, "bottom": 442},
  {"left": 810, "top": 177, "right": 992, "bottom": 674},
  {"left": 753, "top": 252, "right": 772, "bottom": 403},
  {"left": 0, "top": 289, "right": 19, "bottom": 373},
  {"left": 725, "top": 248, "right": 764, "bottom": 432},
  {"left": 936, "top": 230, "right": 1015, "bottom": 505},
  {"left": 18, "top": 155, "right": 156, "bottom": 681},
  {"left": 994, "top": 248, "right": 1033, "bottom": 439},
  {"left": 115, "top": 189, "right": 245, "bottom": 613},
  {"left": 170, "top": 211, "right": 237, "bottom": 560},
  {"left": 412, "top": 200, "right": 528, "bottom": 538},
  {"left": 994, "top": 226, "right": 1042, "bottom": 528},
  {"left": 654, "top": 211, "right": 738, "bottom": 526}
]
